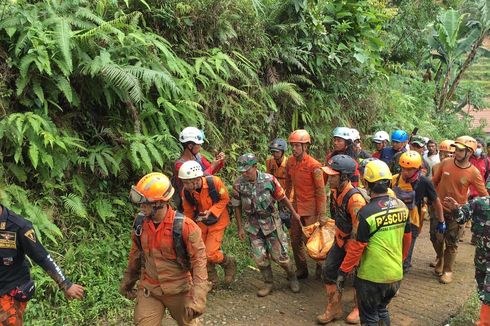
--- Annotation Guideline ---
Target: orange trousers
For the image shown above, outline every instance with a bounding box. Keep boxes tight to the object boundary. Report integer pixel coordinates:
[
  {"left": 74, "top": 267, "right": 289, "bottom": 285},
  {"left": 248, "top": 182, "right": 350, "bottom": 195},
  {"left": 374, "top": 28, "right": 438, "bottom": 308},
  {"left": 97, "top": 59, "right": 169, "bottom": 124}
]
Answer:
[
  {"left": 134, "top": 288, "right": 197, "bottom": 326},
  {"left": 290, "top": 215, "right": 318, "bottom": 273},
  {"left": 197, "top": 223, "right": 226, "bottom": 264},
  {"left": 0, "top": 294, "right": 27, "bottom": 326}
]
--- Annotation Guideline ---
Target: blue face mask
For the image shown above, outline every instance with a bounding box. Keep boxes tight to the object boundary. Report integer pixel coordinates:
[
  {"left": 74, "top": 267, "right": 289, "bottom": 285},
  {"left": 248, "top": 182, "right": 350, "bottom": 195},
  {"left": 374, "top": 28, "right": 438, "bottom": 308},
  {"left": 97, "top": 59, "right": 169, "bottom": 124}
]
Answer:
[{"left": 475, "top": 148, "right": 483, "bottom": 157}]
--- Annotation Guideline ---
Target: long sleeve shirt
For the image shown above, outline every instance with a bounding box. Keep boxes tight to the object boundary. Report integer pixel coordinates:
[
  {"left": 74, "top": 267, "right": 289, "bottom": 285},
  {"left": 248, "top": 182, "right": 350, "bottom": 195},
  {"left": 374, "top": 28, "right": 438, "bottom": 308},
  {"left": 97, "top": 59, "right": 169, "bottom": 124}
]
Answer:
[{"left": 0, "top": 206, "right": 72, "bottom": 295}]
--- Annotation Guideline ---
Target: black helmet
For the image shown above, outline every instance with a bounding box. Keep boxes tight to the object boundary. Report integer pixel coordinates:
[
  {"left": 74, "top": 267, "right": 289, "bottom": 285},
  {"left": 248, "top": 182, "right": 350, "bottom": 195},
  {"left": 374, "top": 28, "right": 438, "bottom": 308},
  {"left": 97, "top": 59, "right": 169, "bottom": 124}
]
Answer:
[
  {"left": 326, "top": 154, "right": 357, "bottom": 175},
  {"left": 359, "top": 157, "right": 378, "bottom": 174},
  {"left": 269, "top": 138, "right": 287, "bottom": 152}
]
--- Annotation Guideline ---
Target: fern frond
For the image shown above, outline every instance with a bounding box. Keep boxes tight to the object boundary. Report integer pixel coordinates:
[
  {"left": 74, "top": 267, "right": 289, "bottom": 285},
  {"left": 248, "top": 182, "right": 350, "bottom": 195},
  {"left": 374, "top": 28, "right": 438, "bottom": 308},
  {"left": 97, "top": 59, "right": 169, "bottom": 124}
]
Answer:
[
  {"left": 55, "top": 18, "right": 73, "bottom": 73},
  {"left": 61, "top": 193, "right": 88, "bottom": 218}
]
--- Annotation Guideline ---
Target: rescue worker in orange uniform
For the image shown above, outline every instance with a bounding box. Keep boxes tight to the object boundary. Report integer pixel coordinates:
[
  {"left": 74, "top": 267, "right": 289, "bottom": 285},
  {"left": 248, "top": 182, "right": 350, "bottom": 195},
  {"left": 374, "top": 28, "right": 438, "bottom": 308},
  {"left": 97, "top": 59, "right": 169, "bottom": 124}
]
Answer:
[
  {"left": 266, "top": 138, "right": 293, "bottom": 229},
  {"left": 317, "top": 155, "right": 367, "bottom": 324},
  {"left": 432, "top": 136, "right": 488, "bottom": 284},
  {"left": 179, "top": 161, "right": 237, "bottom": 288},
  {"left": 120, "top": 172, "right": 209, "bottom": 326},
  {"left": 286, "top": 129, "right": 327, "bottom": 279},
  {"left": 0, "top": 206, "right": 84, "bottom": 325}
]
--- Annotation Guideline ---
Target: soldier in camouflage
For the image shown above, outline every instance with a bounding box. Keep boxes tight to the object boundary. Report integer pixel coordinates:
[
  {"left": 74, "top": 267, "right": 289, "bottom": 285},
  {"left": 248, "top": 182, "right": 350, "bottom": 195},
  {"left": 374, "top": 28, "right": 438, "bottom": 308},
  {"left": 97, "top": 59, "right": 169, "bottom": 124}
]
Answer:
[
  {"left": 444, "top": 195, "right": 490, "bottom": 325},
  {"left": 232, "top": 153, "right": 301, "bottom": 297}
]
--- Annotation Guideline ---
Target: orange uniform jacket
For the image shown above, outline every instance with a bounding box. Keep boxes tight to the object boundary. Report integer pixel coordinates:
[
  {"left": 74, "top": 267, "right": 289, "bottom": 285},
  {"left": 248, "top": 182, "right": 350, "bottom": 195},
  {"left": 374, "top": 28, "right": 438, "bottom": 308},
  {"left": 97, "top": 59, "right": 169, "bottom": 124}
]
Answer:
[
  {"left": 432, "top": 158, "right": 488, "bottom": 211},
  {"left": 286, "top": 154, "right": 327, "bottom": 220},
  {"left": 123, "top": 208, "right": 208, "bottom": 296},
  {"left": 331, "top": 183, "right": 367, "bottom": 247},
  {"left": 182, "top": 176, "right": 230, "bottom": 231}
]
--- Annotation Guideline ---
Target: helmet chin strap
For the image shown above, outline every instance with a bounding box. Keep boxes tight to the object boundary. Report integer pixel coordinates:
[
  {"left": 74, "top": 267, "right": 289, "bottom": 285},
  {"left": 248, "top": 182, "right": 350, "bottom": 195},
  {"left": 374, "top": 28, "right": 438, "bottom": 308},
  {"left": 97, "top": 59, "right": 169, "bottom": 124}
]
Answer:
[{"left": 455, "top": 149, "right": 470, "bottom": 164}]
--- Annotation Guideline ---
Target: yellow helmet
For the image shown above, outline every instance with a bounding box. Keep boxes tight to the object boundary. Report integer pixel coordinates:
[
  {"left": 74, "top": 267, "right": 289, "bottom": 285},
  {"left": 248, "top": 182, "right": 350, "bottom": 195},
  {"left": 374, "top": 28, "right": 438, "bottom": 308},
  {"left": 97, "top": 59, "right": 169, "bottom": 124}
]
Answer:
[
  {"left": 363, "top": 160, "right": 392, "bottom": 183},
  {"left": 399, "top": 151, "right": 422, "bottom": 169},
  {"left": 130, "top": 172, "right": 174, "bottom": 204}
]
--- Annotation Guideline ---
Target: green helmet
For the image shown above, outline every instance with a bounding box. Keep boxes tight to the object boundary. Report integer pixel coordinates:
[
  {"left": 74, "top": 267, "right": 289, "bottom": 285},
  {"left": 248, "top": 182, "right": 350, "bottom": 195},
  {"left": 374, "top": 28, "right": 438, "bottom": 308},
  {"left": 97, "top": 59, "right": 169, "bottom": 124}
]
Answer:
[{"left": 237, "top": 153, "right": 257, "bottom": 172}]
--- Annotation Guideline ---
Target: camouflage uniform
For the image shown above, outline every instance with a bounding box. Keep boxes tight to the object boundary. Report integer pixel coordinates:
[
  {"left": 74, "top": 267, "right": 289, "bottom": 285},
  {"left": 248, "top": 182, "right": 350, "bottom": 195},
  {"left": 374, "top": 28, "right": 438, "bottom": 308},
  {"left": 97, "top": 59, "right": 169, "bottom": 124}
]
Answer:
[
  {"left": 232, "top": 171, "right": 290, "bottom": 268},
  {"left": 455, "top": 197, "right": 490, "bottom": 304}
]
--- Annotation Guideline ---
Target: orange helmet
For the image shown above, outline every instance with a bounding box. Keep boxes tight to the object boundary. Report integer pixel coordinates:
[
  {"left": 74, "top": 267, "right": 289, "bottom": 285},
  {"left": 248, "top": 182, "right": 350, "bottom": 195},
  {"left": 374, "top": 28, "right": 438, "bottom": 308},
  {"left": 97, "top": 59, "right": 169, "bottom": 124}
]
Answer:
[
  {"left": 288, "top": 129, "right": 311, "bottom": 144},
  {"left": 130, "top": 172, "right": 174, "bottom": 204},
  {"left": 453, "top": 136, "right": 477, "bottom": 152},
  {"left": 439, "top": 140, "right": 455, "bottom": 153},
  {"left": 399, "top": 151, "right": 422, "bottom": 169}
]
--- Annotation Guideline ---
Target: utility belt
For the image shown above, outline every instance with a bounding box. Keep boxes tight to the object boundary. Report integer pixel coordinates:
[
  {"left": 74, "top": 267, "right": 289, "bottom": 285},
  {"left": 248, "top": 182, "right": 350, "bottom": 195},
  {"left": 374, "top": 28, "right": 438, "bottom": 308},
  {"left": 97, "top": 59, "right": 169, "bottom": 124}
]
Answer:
[{"left": 7, "top": 279, "right": 35, "bottom": 302}]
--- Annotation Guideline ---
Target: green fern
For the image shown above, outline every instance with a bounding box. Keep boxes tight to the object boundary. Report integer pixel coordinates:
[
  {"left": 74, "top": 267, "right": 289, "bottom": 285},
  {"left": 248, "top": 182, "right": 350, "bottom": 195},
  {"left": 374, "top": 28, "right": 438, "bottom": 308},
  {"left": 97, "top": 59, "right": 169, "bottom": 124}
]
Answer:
[{"left": 61, "top": 193, "right": 88, "bottom": 219}]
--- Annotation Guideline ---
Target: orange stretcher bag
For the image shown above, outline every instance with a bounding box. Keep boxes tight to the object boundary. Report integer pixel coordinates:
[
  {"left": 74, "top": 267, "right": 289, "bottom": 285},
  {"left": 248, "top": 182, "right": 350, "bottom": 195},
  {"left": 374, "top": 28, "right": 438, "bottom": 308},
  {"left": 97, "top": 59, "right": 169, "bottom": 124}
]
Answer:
[{"left": 303, "top": 219, "right": 335, "bottom": 261}]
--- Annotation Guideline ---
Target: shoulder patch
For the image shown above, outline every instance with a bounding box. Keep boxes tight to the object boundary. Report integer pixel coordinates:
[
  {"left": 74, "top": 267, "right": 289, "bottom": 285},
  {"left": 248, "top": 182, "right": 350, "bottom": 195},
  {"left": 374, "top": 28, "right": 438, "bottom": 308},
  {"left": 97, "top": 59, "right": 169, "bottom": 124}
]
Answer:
[{"left": 24, "top": 229, "right": 36, "bottom": 243}]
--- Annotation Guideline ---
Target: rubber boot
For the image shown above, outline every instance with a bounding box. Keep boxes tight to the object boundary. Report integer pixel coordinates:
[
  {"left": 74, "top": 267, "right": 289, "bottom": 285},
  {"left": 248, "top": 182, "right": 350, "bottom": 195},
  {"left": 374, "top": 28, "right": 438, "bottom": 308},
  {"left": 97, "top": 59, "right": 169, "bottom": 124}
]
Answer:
[
  {"left": 281, "top": 262, "right": 300, "bottom": 293},
  {"left": 476, "top": 303, "right": 490, "bottom": 326},
  {"left": 257, "top": 266, "right": 274, "bottom": 297},
  {"left": 316, "top": 284, "right": 343, "bottom": 324},
  {"left": 434, "top": 257, "right": 443, "bottom": 276},
  {"left": 207, "top": 262, "right": 218, "bottom": 288},
  {"left": 346, "top": 290, "right": 360, "bottom": 324},
  {"left": 440, "top": 249, "right": 456, "bottom": 284},
  {"left": 220, "top": 255, "right": 237, "bottom": 286}
]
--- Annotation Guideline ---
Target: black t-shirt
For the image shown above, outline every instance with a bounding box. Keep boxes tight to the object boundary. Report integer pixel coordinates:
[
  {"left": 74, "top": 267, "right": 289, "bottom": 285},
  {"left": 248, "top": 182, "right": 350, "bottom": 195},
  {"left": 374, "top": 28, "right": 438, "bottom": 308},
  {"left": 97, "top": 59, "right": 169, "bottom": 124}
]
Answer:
[{"left": 412, "top": 175, "right": 438, "bottom": 207}]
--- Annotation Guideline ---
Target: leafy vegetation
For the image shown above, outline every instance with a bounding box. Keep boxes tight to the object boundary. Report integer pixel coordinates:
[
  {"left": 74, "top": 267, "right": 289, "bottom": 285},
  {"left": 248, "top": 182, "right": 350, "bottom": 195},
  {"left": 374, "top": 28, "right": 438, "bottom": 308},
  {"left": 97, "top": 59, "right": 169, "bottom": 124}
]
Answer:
[{"left": 0, "top": 0, "right": 487, "bottom": 324}]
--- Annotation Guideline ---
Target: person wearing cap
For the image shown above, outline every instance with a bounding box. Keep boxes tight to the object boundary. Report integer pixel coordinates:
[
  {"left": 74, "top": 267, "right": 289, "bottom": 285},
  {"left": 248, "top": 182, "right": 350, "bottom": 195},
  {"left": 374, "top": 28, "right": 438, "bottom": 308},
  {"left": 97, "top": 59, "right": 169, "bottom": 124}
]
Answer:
[
  {"left": 432, "top": 136, "right": 488, "bottom": 283},
  {"left": 391, "top": 151, "right": 445, "bottom": 273},
  {"left": 380, "top": 129, "right": 409, "bottom": 174},
  {"left": 337, "top": 160, "right": 411, "bottom": 326},
  {"left": 325, "top": 127, "right": 361, "bottom": 187},
  {"left": 232, "top": 153, "right": 301, "bottom": 297},
  {"left": 266, "top": 138, "right": 293, "bottom": 229},
  {"left": 424, "top": 139, "right": 440, "bottom": 169},
  {"left": 350, "top": 129, "right": 371, "bottom": 160},
  {"left": 121, "top": 172, "right": 209, "bottom": 326},
  {"left": 286, "top": 129, "right": 327, "bottom": 279},
  {"left": 371, "top": 131, "right": 390, "bottom": 159},
  {"left": 317, "top": 155, "right": 367, "bottom": 325},
  {"left": 173, "top": 127, "right": 226, "bottom": 209},
  {"left": 179, "top": 161, "right": 236, "bottom": 289},
  {"left": 409, "top": 136, "right": 431, "bottom": 177}
]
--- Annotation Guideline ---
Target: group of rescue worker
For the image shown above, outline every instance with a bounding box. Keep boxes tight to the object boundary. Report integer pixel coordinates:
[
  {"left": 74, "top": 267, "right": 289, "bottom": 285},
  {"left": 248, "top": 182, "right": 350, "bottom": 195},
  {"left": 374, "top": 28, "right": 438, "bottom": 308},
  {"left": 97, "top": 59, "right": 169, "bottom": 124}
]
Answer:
[{"left": 1, "top": 125, "right": 489, "bottom": 326}]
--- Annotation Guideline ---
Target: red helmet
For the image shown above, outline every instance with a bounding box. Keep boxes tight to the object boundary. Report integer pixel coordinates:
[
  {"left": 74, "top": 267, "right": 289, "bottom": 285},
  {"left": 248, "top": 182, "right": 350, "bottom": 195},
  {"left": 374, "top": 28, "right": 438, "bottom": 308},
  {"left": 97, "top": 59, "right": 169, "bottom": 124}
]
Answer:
[{"left": 288, "top": 129, "right": 311, "bottom": 144}]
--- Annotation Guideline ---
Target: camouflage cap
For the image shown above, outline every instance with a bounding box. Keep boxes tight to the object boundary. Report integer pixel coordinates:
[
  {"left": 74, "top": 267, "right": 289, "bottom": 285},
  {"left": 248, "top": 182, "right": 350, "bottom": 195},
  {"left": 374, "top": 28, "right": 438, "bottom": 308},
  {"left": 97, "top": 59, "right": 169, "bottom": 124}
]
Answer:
[
  {"left": 237, "top": 153, "right": 257, "bottom": 172},
  {"left": 410, "top": 135, "right": 427, "bottom": 147}
]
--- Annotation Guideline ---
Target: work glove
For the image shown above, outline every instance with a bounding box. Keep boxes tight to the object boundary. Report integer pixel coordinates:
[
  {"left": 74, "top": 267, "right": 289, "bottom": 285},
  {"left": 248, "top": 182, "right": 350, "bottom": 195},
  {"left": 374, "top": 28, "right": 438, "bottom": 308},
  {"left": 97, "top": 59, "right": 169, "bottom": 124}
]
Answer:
[
  {"left": 436, "top": 221, "right": 446, "bottom": 234},
  {"left": 336, "top": 270, "right": 347, "bottom": 293},
  {"left": 119, "top": 281, "right": 137, "bottom": 300}
]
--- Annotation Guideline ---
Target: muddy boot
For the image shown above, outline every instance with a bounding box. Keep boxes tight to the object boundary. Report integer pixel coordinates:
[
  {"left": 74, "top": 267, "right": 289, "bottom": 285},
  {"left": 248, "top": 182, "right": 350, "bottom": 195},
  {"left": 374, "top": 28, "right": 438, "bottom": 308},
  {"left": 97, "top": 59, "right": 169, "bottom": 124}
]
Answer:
[
  {"left": 440, "top": 249, "right": 456, "bottom": 284},
  {"left": 316, "top": 284, "right": 343, "bottom": 324},
  {"left": 257, "top": 266, "right": 274, "bottom": 297},
  {"left": 220, "top": 255, "right": 237, "bottom": 286},
  {"left": 281, "top": 262, "right": 300, "bottom": 293},
  {"left": 346, "top": 290, "right": 359, "bottom": 324},
  {"left": 207, "top": 262, "right": 218, "bottom": 288},
  {"left": 434, "top": 256, "right": 443, "bottom": 276}
]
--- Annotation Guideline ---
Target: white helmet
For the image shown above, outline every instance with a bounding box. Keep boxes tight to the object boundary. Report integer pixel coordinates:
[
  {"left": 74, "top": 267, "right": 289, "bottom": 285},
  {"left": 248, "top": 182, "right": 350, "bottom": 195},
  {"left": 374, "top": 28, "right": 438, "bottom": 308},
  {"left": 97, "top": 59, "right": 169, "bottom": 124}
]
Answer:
[
  {"left": 332, "top": 127, "right": 352, "bottom": 141},
  {"left": 179, "top": 127, "right": 204, "bottom": 144},
  {"left": 350, "top": 128, "right": 360, "bottom": 142},
  {"left": 178, "top": 160, "right": 204, "bottom": 179},
  {"left": 372, "top": 131, "right": 390, "bottom": 143}
]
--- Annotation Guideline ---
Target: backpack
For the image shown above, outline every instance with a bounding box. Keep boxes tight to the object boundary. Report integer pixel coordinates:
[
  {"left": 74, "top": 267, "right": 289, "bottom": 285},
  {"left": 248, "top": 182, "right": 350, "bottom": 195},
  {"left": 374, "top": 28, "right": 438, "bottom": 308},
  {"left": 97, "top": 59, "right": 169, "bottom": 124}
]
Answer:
[
  {"left": 331, "top": 187, "right": 370, "bottom": 239},
  {"left": 133, "top": 212, "right": 191, "bottom": 272},
  {"left": 183, "top": 176, "right": 221, "bottom": 225}
]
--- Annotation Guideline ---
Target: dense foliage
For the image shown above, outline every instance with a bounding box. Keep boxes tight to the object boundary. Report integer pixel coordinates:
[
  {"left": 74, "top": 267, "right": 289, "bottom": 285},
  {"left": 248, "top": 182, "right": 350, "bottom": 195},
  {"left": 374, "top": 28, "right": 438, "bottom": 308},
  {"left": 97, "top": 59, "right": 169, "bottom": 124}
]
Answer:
[{"left": 0, "top": 0, "right": 488, "bottom": 324}]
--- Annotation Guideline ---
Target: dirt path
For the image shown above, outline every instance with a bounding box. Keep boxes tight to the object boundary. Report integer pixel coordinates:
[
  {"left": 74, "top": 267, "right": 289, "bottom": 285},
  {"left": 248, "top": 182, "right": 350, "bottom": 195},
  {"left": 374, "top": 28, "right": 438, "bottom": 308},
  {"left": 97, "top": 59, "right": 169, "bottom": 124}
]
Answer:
[{"left": 192, "top": 226, "right": 476, "bottom": 326}]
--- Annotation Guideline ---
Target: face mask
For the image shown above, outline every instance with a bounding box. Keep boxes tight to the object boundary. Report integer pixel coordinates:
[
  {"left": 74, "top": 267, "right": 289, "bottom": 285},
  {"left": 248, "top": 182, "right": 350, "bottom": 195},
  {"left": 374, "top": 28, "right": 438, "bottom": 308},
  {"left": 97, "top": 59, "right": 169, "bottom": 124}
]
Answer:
[{"left": 475, "top": 148, "right": 482, "bottom": 157}]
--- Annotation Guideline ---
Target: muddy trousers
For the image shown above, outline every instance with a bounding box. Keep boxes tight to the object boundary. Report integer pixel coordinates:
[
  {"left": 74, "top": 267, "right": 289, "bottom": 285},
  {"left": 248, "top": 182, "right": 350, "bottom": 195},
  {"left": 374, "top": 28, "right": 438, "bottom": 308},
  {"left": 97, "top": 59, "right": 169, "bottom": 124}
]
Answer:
[
  {"left": 355, "top": 277, "right": 400, "bottom": 326},
  {"left": 430, "top": 217, "right": 460, "bottom": 273},
  {"left": 134, "top": 288, "right": 197, "bottom": 326},
  {"left": 290, "top": 215, "right": 319, "bottom": 274},
  {"left": 322, "top": 242, "right": 346, "bottom": 284},
  {"left": 0, "top": 295, "right": 27, "bottom": 326}
]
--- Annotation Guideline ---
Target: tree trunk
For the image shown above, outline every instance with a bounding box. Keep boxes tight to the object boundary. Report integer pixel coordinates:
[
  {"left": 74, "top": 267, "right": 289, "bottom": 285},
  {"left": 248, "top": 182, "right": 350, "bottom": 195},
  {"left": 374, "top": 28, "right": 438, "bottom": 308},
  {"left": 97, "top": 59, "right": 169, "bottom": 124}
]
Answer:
[
  {"left": 127, "top": 101, "right": 141, "bottom": 135},
  {"left": 433, "top": 63, "right": 443, "bottom": 105},
  {"left": 437, "top": 64, "right": 452, "bottom": 113},
  {"left": 446, "top": 34, "right": 485, "bottom": 102}
]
